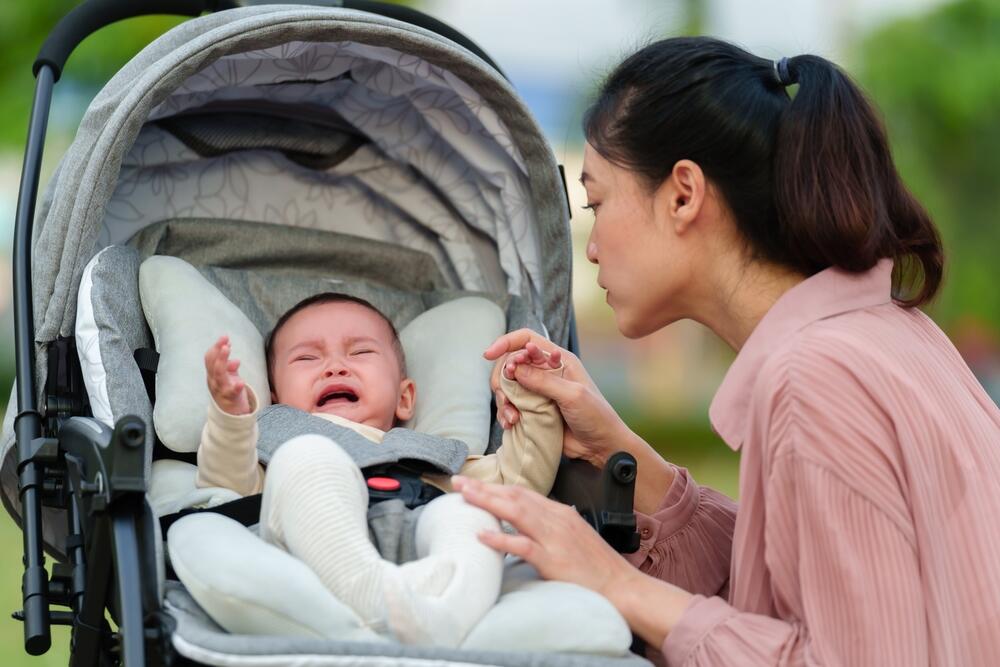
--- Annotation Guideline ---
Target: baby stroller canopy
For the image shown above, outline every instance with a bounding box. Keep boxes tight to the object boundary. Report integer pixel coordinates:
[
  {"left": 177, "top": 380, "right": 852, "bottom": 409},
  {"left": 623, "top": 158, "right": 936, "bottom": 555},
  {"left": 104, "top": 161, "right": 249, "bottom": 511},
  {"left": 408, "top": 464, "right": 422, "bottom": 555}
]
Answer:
[
  {"left": 2, "top": 4, "right": 645, "bottom": 666},
  {"left": 29, "top": 5, "right": 572, "bottom": 375}
]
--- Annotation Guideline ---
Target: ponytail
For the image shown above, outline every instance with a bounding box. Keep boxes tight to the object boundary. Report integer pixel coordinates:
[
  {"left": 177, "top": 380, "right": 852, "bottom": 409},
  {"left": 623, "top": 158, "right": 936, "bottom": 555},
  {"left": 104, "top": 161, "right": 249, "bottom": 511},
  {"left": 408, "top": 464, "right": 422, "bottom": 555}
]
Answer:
[
  {"left": 584, "top": 38, "right": 944, "bottom": 307},
  {"left": 773, "top": 55, "right": 943, "bottom": 306}
]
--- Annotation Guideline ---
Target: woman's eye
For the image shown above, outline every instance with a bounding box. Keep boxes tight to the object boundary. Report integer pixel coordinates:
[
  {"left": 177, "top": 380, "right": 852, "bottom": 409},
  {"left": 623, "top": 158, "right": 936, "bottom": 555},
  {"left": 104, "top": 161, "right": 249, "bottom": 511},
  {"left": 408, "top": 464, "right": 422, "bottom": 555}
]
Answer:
[{"left": 581, "top": 203, "right": 600, "bottom": 213}]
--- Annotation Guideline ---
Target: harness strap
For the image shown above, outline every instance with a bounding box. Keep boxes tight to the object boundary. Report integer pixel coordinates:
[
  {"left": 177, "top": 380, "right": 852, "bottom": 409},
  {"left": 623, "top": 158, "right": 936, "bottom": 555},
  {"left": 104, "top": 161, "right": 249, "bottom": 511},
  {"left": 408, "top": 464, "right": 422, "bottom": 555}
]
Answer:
[
  {"left": 133, "top": 347, "right": 159, "bottom": 405},
  {"left": 159, "top": 494, "right": 262, "bottom": 537},
  {"left": 158, "top": 467, "right": 443, "bottom": 538}
]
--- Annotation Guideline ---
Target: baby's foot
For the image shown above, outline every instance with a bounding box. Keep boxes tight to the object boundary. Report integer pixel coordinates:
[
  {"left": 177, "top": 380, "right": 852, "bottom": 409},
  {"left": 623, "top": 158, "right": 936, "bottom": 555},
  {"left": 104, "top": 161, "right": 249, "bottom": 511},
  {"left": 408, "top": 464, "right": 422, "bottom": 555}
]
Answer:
[{"left": 380, "top": 559, "right": 466, "bottom": 647}]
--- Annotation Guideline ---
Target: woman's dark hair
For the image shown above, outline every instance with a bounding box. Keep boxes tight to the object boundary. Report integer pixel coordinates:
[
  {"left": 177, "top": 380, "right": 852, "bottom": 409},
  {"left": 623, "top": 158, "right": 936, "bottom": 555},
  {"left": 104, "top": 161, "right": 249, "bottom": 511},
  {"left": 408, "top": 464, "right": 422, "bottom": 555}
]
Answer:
[{"left": 583, "top": 37, "right": 943, "bottom": 306}]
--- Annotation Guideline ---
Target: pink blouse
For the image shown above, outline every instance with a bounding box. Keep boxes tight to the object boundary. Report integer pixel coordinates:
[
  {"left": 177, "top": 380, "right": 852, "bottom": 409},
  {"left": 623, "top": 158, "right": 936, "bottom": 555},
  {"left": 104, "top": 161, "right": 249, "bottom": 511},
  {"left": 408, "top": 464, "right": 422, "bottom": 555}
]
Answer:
[{"left": 626, "top": 259, "right": 1000, "bottom": 666}]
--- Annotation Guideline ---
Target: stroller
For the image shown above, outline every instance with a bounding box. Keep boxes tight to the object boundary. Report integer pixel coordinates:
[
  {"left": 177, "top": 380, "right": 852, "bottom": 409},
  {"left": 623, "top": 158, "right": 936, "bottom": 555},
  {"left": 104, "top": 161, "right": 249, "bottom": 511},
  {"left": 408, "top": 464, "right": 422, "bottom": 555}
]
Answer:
[{"left": 4, "top": 2, "right": 646, "bottom": 665}]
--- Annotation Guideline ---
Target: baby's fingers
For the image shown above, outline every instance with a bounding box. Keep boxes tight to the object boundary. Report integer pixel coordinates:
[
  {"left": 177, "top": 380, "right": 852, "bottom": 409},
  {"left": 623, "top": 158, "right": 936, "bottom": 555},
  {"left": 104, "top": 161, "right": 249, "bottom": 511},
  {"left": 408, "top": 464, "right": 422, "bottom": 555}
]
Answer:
[
  {"left": 525, "top": 343, "right": 548, "bottom": 365},
  {"left": 226, "top": 378, "right": 245, "bottom": 398}
]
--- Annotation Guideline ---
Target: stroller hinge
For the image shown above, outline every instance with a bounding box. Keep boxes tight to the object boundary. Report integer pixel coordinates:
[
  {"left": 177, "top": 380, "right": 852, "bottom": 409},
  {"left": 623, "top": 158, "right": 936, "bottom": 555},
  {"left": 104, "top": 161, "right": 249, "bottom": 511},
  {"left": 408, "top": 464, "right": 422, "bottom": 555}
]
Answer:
[{"left": 44, "top": 338, "right": 90, "bottom": 431}]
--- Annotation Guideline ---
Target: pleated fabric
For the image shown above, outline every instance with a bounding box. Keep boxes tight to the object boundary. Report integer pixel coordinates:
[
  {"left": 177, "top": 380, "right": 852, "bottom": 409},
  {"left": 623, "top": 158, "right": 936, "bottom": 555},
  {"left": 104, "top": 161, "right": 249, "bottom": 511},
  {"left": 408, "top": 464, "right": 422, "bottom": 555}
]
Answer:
[{"left": 636, "top": 260, "right": 1000, "bottom": 666}]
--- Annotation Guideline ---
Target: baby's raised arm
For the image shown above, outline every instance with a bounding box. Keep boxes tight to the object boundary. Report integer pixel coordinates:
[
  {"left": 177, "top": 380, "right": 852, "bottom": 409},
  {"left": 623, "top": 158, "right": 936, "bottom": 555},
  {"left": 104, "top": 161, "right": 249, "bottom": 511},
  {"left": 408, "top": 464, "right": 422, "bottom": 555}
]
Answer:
[
  {"left": 204, "top": 336, "right": 252, "bottom": 416},
  {"left": 436, "top": 342, "right": 563, "bottom": 495},
  {"left": 197, "top": 336, "right": 263, "bottom": 496}
]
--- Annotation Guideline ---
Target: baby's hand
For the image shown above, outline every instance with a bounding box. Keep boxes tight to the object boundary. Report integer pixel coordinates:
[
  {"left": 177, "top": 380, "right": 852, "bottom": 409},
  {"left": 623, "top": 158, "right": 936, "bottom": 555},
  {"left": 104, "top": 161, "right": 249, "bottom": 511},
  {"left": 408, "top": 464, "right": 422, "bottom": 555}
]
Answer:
[
  {"left": 204, "top": 336, "right": 251, "bottom": 416},
  {"left": 502, "top": 342, "right": 562, "bottom": 381}
]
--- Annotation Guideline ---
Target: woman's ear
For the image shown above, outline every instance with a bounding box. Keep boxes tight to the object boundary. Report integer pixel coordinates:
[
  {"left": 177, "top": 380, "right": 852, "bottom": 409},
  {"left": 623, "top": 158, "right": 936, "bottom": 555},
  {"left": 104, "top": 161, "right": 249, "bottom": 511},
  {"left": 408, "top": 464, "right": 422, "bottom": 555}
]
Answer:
[
  {"left": 657, "top": 159, "right": 706, "bottom": 235},
  {"left": 395, "top": 378, "right": 417, "bottom": 422}
]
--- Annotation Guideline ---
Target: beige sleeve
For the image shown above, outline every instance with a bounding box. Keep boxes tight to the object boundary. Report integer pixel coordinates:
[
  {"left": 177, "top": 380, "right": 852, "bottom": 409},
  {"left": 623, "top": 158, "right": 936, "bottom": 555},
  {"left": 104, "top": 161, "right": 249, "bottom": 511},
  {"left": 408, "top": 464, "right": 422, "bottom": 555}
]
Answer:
[
  {"left": 434, "top": 368, "right": 564, "bottom": 495},
  {"left": 195, "top": 387, "right": 265, "bottom": 496}
]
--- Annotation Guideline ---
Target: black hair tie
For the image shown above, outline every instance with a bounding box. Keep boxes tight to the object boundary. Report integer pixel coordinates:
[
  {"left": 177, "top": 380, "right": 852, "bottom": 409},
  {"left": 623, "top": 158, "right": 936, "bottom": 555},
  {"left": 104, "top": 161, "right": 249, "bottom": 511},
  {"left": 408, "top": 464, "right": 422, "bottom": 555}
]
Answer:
[{"left": 774, "top": 57, "right": 796, "bottom": 87}]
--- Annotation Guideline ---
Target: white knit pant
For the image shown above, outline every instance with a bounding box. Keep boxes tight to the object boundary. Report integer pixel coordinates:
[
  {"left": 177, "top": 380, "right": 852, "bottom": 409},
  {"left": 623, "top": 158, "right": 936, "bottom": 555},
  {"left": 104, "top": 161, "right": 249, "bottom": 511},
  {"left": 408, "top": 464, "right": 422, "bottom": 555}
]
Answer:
[{"left": 258, "top": 435, "right": 503, "bottom": 646}]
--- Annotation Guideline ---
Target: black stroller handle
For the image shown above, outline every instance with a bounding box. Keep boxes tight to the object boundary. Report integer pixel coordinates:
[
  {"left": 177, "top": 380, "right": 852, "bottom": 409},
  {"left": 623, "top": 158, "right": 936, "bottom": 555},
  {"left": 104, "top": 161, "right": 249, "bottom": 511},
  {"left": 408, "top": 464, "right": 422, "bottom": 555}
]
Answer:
[
  {"left": 35, "top": 0, "right": 507, "bottom": 84},
  {"left": 34, "top": 0, "right": 237, "bottom": 81},
  {"left": 339, "top": 0, "right": 507, "bottom": 78}
]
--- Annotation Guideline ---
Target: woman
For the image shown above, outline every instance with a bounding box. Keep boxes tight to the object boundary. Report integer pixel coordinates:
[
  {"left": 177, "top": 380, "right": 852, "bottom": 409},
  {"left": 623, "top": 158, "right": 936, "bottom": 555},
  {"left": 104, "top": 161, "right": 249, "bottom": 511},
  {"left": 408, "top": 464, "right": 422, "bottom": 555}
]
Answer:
[{"left": 453, "top": 37, "right": 1000, "bottom": 665}]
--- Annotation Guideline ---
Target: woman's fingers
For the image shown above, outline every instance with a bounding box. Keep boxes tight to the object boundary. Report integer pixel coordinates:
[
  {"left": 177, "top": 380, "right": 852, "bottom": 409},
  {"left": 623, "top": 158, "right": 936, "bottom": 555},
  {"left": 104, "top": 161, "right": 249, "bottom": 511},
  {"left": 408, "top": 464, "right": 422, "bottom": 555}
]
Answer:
[
  {"left": 454, "top": 477, "right": 547, "bottom": 538},
  {"left": 477, "top": 530, "right": 537, "bottom": 561},
  {"left": 456, "top": 477, "right": 630, "bottom": 597},
  {"left": 511, "top": 363, "right": 579, "bottom": 405},
  {"left": 483, "top": 329, "right": 559, "bottom": 361},
  {"left": 483, "top": 329, "right": 538, "bottom": 360}
]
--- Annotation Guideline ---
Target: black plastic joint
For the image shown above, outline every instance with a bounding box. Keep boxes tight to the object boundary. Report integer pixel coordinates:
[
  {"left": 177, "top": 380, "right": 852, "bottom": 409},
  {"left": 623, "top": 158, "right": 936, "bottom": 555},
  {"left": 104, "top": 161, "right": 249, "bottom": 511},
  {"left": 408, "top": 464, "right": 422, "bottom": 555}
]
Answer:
[
  {"left": 25, "top": 438, "right": 60, "bottom": 466},
  {"left": 21, "top": 566, "right": 48, "bottom": 603}
]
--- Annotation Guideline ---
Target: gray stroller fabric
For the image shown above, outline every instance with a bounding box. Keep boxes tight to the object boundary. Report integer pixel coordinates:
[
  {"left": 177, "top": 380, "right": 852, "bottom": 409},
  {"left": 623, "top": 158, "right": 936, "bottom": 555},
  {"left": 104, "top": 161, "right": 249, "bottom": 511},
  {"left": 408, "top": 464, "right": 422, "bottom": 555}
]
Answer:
[
  {"left": 154, "top": 106, "right": 369, "bottom": 170},
  {"left": 25, "top": 5, "right": 570, "bottom": 384},
  {"left": 129, "top": 218, "right": 450, "bottom": 294},
  {"left": 164, "top": 583, "right": 651, "bottom": 667},
  {"left": 4, "top": 6, "right": 573, "bottom": 541},
  {"left": 256, "top": 406, "right": 469, "bottom": 473},
  {"left": 0, "top": 6, "right": 623, "bottom": 664}
]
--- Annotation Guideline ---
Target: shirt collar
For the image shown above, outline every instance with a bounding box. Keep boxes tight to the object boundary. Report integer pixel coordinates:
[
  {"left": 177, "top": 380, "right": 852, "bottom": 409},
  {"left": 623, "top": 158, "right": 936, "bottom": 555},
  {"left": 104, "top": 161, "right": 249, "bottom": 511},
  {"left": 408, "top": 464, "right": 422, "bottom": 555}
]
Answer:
[{"left": 709, "top": 258, "right": 894, "bottom": 450}]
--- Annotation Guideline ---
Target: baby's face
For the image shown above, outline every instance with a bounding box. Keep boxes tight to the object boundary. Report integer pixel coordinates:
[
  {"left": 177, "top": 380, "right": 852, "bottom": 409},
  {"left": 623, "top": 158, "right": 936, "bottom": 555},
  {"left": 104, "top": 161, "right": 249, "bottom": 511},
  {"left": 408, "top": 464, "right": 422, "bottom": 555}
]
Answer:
[{"left": 269, "top": 301, "right": 415, "bottom": 431}]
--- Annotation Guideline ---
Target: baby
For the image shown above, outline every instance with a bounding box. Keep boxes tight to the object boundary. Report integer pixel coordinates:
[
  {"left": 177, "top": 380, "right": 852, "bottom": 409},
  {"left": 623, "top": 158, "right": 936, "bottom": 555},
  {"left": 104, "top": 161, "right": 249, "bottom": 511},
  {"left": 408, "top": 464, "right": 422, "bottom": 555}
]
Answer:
[{"left": 196, "top": 293, "right": 563, "bottom": 646}]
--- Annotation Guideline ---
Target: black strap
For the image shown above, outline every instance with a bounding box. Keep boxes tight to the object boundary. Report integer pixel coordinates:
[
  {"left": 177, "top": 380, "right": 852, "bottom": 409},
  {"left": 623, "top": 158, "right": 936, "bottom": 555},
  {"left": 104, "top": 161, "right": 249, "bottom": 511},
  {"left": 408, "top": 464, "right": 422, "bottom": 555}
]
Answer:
[
  {"left": 159, "top": 494, "right": 262, "bottom": 537},
  {"left": 159, "top": 465, "right": 443, "bottom": 536},
  {"left": 134, "top": 347, "right": 159, "bottom": 405},
  {"left": 134, "top": 347, "right": 199, "bottom": 465}
]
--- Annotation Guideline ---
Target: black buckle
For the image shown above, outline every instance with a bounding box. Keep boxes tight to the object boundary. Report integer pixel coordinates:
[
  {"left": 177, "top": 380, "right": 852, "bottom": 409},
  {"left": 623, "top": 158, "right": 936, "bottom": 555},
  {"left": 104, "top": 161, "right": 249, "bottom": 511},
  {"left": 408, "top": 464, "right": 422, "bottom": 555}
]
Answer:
[{"left": 363, "top": 467, "right": 442, "bottom": 509}]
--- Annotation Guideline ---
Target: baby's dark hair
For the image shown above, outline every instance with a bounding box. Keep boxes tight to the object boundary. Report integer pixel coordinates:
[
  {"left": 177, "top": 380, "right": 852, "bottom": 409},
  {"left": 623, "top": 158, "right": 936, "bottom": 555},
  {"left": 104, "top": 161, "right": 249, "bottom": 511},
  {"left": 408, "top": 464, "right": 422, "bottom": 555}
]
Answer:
[{"left": 265, "top": 293, "right": 407, "bottom": 387}]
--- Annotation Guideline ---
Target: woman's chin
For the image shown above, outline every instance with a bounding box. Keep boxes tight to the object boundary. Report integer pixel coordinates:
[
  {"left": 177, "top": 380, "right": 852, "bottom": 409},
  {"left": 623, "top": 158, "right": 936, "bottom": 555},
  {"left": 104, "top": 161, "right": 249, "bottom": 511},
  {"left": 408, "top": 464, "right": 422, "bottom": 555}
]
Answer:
[
  {"left": 613, "top": 309, "right": 649, "bottom": 339},
  {"left": 614, "top": 306, "right": 676, "bottom": 339}
]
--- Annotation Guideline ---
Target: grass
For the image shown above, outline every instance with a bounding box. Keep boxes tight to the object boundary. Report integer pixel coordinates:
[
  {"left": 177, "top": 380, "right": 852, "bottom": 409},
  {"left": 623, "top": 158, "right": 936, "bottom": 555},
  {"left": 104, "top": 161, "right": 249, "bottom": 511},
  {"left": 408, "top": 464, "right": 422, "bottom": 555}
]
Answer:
[{"left": 0, "top": 516, "right": 71, "bottom": 665}]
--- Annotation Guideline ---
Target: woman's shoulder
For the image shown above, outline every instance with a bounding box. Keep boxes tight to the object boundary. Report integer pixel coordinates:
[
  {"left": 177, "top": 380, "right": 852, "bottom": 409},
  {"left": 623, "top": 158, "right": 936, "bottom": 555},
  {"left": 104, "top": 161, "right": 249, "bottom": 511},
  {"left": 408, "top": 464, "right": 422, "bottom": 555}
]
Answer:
[
  {"left": 761, "top": 302, "right": 952, "bottom": 391},
  {"left": 752, "top": 305, "right": 925, "bottom": 455}
]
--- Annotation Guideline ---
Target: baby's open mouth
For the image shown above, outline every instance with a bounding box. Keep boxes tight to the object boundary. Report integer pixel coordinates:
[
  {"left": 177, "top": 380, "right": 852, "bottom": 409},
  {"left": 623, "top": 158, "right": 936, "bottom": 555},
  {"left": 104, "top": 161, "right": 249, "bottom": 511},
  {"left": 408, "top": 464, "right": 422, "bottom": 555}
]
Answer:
[{"left": 317, "top": 389, "right": 359, "bottom": 406}]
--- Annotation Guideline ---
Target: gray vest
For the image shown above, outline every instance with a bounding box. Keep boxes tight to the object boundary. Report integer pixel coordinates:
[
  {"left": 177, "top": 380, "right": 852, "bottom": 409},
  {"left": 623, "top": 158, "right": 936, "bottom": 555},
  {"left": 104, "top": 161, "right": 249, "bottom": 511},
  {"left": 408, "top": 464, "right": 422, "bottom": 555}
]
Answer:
[{"left": 255, "top": 405, "right": 469, "bottom": 474}]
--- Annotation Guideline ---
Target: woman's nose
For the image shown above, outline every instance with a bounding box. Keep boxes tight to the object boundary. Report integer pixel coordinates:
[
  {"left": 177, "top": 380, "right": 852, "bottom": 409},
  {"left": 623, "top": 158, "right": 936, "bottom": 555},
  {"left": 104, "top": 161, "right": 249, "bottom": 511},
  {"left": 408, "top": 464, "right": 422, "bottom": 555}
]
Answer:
[{"left": 586, "top": 240, "right": 599, "bottom": 265}]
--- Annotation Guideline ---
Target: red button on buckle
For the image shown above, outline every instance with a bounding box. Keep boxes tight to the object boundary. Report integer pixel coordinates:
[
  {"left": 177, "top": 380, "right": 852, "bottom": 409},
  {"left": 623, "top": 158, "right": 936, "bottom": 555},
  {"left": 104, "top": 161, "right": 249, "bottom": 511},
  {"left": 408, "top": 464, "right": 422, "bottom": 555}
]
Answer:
[{"left": 367, "top": 477, "right": 401, "bottom": 492}]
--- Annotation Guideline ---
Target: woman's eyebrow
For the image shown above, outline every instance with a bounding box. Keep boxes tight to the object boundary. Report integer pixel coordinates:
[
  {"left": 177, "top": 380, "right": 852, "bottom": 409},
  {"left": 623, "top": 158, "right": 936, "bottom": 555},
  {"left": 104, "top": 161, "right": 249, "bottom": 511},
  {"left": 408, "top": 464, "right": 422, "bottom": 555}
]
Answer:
[{"left": 579, "top": 171, "right": 592, "bottom": 186}]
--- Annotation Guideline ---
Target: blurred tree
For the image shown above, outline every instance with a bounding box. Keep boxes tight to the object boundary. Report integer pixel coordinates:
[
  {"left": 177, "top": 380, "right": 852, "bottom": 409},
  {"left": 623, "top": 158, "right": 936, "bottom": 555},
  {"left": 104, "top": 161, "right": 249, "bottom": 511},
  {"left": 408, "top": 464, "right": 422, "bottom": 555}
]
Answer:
[
  {"left": 0, "top": 3, "right": 187, "bottom": 147},
  {"left": 858, "top": 0, "right": 1000, "bottom": 331},
  {"left": 0, "top": 1, "right": 415, "bottom": 149}
]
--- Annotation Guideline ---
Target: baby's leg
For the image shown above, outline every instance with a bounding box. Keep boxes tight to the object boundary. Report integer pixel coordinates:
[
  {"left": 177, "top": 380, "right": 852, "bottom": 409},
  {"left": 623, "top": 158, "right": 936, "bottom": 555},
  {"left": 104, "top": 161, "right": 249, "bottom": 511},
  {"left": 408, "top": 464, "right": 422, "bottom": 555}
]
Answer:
[
  {"left": 259, "top": 435, "right": 394, "bottom": 634},
  {"left": 258, "top": 436, "right": 501, "bottom": 646},
  {"left": 386, "top": 493, "right": 504, "bottom": 646}
]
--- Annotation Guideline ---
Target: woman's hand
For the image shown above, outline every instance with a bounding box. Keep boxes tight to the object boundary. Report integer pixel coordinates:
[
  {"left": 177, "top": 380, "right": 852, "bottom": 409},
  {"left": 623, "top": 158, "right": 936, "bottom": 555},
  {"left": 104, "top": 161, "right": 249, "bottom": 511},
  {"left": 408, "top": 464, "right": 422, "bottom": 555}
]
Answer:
[
  {"left": 452, "top": 475, "right": 635, "bottom": 599},
  {"left": 502, "top": 342, "right": 562, "bottom": 379},
  {"left": 452, "top": 476, "right": 693, "bottom": 647},
  {"left": 485, "top": 329, "right": 629, "bottom": 468}
]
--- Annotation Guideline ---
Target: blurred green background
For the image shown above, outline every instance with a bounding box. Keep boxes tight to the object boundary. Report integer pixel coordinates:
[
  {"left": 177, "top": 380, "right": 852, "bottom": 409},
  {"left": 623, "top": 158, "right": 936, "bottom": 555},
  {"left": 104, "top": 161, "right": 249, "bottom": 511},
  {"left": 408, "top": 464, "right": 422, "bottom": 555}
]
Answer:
[{"left": 0, "top": 0, "right": 997, "bottom": 663}]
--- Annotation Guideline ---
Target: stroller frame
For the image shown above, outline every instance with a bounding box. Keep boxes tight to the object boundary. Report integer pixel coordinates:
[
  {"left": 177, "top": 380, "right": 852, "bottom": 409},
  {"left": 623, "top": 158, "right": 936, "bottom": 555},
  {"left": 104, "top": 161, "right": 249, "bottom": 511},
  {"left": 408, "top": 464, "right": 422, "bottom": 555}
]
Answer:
[{"left": 11, "top": 2, "right": 639, "bottom": 665}]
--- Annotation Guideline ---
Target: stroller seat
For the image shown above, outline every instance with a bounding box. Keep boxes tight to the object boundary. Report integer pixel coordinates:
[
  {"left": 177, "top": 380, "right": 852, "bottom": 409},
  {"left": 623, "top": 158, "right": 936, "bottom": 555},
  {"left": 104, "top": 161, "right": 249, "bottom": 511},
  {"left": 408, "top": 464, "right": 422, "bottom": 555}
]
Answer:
[
  {"left": 74, "top": 230, "right": 641, "bottom": 664},
  {"left": 4, "top": 4, "right": 644, "bottom": 665}
]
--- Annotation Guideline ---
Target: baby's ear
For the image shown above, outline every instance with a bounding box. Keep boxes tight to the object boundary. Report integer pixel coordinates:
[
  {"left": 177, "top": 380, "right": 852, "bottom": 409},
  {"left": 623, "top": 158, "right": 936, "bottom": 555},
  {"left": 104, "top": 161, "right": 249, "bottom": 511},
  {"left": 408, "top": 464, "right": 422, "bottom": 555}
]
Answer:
[{"left": 395, "top": 378, "right": 416, "bottom": 422}]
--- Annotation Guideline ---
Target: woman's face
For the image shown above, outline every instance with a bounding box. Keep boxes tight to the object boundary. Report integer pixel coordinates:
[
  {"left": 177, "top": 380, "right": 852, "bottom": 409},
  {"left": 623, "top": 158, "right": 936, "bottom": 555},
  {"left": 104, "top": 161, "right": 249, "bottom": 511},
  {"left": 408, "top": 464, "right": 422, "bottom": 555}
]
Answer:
[{"left": 581, "top": 143, "right": 693, "bottom": 338}]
